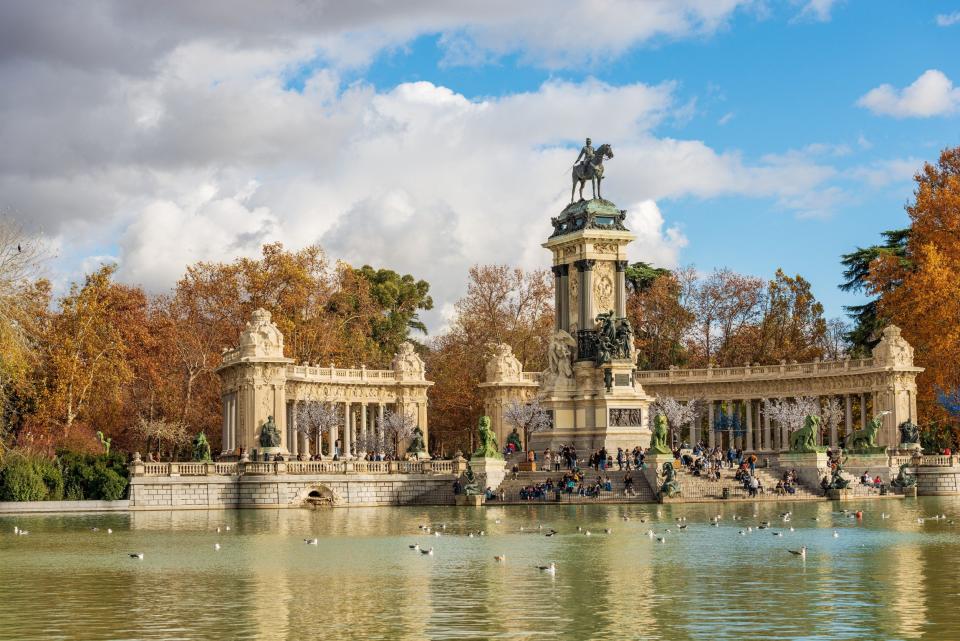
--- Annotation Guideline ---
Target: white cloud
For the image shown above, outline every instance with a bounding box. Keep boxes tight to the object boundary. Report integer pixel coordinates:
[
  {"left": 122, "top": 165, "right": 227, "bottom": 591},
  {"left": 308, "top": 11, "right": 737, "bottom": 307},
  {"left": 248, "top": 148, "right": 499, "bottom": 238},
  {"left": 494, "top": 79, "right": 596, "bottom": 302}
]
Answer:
[
  {"left": 849, "top": 157, "right": 920, "bottom": 187},
  {"left": 793, "top": 0, "right": 841, "bottom": 22},
  {"left": 857, "top": 69, "right": 960, "bottom": 118},
  {"left": 0, "top": 2, "right": 847, "bottom": 330},
  {"left": 625, "top": 200, "right": 688, "bottom": 269},
  {"left": 936, "top": 12, "right": 960, "bottom": 27},
  {"left": 718, "top": 112, "right": 735, "bottom": 125}
]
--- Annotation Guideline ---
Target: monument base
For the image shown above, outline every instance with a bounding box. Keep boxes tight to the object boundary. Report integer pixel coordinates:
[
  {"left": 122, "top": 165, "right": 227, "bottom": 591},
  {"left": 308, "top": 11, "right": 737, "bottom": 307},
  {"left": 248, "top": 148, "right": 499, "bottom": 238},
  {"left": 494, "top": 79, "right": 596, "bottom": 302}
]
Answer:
[
  {"left": 842, "top": 452, "right": 892, "bottom": 484},
  {"left": 469, "top": 456, "right": 507, "bottom": 493},
  {"left": 772, "top": 451, "right": 828, "bottom": 489},
  {"left": 827, "top": 488, "right": 854, "bottom": 501},
  {"left": 898, "top": 443, "right": 922, "bottom": 453},
  {"left": 456, "top": 494, "right": 484, "bottom": 506}
]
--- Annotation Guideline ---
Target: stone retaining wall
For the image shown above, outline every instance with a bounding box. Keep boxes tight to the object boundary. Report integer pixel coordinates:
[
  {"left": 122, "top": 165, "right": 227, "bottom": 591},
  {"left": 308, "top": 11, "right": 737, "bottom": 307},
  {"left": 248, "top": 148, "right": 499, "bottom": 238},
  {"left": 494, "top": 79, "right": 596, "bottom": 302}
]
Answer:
[
  {"left": 0, "top": 500, "right": 130, "bottom": 513},
  {"left": 128, "top": 473, "right": 456, "bottom": 510},
  {"left": 915, "top": 466, "right": 960, "bottom": 496}
]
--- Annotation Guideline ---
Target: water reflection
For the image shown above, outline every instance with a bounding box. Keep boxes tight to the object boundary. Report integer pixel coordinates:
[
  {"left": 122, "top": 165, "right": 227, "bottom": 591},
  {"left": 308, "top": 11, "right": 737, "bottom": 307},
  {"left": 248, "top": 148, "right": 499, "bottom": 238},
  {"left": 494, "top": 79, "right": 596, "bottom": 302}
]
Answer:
[{"left": 2, "top": 499, "right": 960, "bottom": 640}]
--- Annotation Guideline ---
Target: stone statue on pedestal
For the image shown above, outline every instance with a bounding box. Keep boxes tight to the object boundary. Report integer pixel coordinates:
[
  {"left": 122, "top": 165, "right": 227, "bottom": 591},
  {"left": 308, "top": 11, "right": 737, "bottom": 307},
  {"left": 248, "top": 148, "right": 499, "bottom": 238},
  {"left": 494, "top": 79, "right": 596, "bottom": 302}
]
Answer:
[
  {"left": 827, "top": 458, "right": 851, "bottom": 490},
  {"left": 789, "top": 415, "right": 820, "bottom": 453},
  {"left": 462, "top": 464, "right": 481, "bottom": 495},
  {"left": 899, "top": 421, "right": 920, "bottom": 446},
  {"left": 846, "top": 412, "right": 887, "bottom": 453},
  {"left": 473, "top": 416, "right": 502, "bottom": 460},
  {"left": 648, "top": 414, "right": 672, "bottom": 455},
  {"left": 192, "top": 432, "right": 212, "bottom": 462},
  {"left": 891, "top": 463, "right": 917, "bottom": 488},
  {"left": 259, "top": 415, "right": 281, "bottom": 448},
  {"left": 659, "top": 462, "right": 682, "bottom": 498},
  {"left": 406, "top": 426, "right": 426, "bottom": 458}
]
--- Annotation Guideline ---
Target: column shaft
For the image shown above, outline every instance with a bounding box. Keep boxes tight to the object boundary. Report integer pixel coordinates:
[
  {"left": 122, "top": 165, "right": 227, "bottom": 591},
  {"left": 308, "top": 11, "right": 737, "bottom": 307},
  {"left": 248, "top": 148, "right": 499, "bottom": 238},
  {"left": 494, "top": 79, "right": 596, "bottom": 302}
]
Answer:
[{"left": 745, "top": 399, "right": 753, "bottom": 452}]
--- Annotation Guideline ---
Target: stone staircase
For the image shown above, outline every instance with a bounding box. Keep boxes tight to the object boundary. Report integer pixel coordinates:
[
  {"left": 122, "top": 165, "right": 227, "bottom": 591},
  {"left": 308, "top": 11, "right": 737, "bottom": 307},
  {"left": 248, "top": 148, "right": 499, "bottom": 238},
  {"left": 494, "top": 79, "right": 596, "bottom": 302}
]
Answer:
[
  {"left": 494, "top": 468, "right": 657, "bottom": 504},
  {"left": 670, "top": 464, "right": 822, "bottom": 502}
]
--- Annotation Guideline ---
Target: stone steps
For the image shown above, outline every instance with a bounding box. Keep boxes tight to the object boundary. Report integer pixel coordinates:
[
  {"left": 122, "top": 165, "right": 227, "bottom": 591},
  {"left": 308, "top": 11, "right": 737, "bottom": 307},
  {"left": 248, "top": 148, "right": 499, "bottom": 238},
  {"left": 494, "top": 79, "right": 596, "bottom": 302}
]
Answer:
[
  {"left": 495, "top": 468, "right": 657, "bottom": 503},
  {"left": 672, "top": 464, "right": 821, "bottom": 501}
]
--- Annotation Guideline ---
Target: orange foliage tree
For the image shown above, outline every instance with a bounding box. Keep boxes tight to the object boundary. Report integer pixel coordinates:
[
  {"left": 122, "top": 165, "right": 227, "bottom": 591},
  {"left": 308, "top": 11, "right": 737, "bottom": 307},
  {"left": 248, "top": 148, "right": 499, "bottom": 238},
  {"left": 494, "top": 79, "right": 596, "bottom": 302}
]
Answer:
[
  {"left": 868, "top": 146, "right": 960, "bottom": 428},
  {"left": 426, "top": 265, "right": 553, "bottom": 455}
]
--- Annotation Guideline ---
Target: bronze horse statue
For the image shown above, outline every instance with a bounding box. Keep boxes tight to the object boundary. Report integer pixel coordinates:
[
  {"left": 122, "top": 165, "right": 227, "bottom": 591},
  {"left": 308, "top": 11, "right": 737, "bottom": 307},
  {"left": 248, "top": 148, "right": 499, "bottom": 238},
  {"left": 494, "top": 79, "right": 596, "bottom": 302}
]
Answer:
[{"left": 571, "top": 143, "right": 614, "bottom": 202}]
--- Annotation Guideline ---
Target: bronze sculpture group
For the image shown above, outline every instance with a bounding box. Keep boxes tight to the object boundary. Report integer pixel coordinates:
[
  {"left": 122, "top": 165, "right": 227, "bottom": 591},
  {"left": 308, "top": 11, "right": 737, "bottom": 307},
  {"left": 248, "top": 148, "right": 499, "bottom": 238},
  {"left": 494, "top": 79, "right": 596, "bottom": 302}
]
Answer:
[{"left": 590, "top": 311, "right": 633, "bottom": 367}]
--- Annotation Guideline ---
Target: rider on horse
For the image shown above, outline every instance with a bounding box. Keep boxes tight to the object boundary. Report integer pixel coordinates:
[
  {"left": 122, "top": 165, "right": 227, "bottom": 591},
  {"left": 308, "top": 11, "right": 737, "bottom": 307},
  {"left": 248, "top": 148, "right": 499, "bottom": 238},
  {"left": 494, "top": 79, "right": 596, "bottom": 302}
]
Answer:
[{"left": 575, "top": 137, "right": 596, "bottom": 170}]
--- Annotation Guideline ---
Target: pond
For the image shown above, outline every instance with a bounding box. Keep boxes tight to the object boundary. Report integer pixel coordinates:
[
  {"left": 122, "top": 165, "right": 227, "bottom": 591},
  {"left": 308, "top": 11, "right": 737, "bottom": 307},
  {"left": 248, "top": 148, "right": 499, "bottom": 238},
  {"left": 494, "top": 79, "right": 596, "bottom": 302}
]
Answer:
[{"left": 1, "top": 498, "right": 958, "bottom": 641}]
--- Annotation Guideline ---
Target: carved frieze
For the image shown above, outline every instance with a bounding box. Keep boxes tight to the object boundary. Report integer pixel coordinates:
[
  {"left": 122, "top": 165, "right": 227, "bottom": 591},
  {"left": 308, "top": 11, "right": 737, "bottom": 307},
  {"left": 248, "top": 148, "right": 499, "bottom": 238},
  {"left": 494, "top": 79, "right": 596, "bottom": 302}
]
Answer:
[{"left": 610, "top": 408, "right": 644, "bottom": 427}]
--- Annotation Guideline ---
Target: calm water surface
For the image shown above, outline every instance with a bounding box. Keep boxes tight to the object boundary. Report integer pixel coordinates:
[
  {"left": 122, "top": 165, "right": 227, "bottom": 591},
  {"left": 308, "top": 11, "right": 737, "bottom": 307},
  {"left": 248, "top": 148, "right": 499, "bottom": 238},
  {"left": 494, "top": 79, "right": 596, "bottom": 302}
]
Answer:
[{"left": 1, "top": 498, "right": 959, "bottom": 641}]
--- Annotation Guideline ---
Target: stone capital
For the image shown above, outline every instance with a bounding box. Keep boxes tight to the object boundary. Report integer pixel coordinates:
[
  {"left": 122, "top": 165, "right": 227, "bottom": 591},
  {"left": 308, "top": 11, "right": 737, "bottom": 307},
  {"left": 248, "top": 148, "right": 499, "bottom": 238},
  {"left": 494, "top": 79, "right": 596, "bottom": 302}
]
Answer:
[
  {"left": 574, "top": 259, "right": 596, "bottom": 272},
  {"left": 615, "top": 260, "right": 629, "bottom": 272},
  {"left": 551, "top": 264, "right": 569, "bottom": 277}
]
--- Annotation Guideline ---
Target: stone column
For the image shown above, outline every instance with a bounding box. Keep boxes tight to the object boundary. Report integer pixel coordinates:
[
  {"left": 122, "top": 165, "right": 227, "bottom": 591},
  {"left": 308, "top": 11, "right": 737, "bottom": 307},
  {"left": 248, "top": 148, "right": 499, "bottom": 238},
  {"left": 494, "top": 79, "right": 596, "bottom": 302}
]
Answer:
[
  {"left": 690, "top": 402, "right": 700, "bottom": 445},
  {"left": 343, "top": 402, "right": 353, "bottom": 459},
  {"left": 378, "top": 403, "right": 386, "bottom": 452},
  {"left": 360, "top": 403, "right": 368, "bottom": 454},
  {"left": 708, "top": 401, "right": 716, "bottom": 449},
  {"left": 289, "top": 402, "right": 299, "bottom": 457},
  {"left": 745, "top": 399, "right": 753, "bottom": 452},
  {"left": 552, "top": 265, "right": 564, "bottom": 331},
  {"left": 727, "top": 399, "right": 735, "bottom": 449},
  {"left": 860, "top": 393, "right": 867, "bottom": 428},
  {"left": 559, "top": 264, "right": 570, "bottom": 332},
  {"left": 763, "top": 402, "right": 772, "bottom": 451},
  {"left": 575, "top": 259, "right": 595, "bottom": 329},
  {"left": 615, "top": 260, "right": 628, "bottom": 318},
  {"left": 844, "top": 394, "right": 852, "bottom": 446},
  {"left": 329, "top": 412, "right": 337, "bottom": 459}
]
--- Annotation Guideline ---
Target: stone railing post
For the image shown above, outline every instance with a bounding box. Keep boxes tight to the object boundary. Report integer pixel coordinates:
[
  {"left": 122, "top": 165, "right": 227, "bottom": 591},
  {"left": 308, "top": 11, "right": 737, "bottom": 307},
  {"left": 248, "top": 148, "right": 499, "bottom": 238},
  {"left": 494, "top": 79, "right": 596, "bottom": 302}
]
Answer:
[
  {"left": 169, "top": 462, "right": 180, "bottom": 477},
  {"left": 388, "top": 460, "right": 398, "bottom": 474},
  {"left": 205, "top": 462, "right": 216, "bottom": 475},
  {"left": 129, "top": 452, "right": 145, "bottom": 477},
  {"left": 344, "top": 460, "right": 354, "bottom": 474},
  {"left": 275, "top": 461, "right": 286, "bottom": 475},
  {"left": 452, "top": 455, "right": 467, "bottom": 475},
  {"left": 422, "top": 460, "right": 433, "bottom": 474}
]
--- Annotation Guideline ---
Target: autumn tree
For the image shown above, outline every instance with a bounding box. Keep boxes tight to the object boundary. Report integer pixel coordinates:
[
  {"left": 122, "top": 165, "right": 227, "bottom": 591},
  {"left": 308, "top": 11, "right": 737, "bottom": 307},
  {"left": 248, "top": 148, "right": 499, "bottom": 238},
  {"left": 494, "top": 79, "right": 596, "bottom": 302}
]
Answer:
[
  {"left": 0, "top": 219, "right": 49, "bottom": 444},
  {"left": 867, "top": 146, "right": 960, "bottom": 428},
  {"left": 35, "top": 265, "right": 148, "bottom": 449},
  {"left": 426, "top": 265, "right": 553, "bottom": 454},
  {"left": 627, "top": 266, "right": 695, "bottom": 370}
]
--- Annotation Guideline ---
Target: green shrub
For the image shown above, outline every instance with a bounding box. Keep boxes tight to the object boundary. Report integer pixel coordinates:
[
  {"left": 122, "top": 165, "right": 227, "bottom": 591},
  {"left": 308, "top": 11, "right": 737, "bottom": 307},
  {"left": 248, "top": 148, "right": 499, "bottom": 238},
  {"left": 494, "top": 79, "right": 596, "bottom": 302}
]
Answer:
[
  {"left": 0, "top": 453, "right": 64, "bottom": 502},
  {"left": 57, "top": 450, "right": 129, "bottom": 501},
  {"left": 34, "top": 457, "right": 64, "bottom": 500}
]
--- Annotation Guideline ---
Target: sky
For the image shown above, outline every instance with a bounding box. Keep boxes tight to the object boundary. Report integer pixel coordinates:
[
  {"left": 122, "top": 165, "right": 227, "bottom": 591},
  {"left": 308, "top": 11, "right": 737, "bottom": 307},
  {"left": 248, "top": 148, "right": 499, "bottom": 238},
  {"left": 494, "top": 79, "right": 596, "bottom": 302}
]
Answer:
[{"left": 1, "top": 0, "right": 959, "bottom": 332}]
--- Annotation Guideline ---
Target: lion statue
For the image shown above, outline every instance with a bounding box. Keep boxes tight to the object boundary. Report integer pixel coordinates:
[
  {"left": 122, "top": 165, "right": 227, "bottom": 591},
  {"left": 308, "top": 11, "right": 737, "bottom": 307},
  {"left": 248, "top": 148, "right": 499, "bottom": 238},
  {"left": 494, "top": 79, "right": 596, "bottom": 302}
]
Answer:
[
  {"left": 648, "top": 413, "right": 672, "bottom": 455},
  {"left": 789, "top": 415, "right": 820, "bottom": 453},
  {"left": 846, "top": 412, "right": 886, "bottom": 452}
]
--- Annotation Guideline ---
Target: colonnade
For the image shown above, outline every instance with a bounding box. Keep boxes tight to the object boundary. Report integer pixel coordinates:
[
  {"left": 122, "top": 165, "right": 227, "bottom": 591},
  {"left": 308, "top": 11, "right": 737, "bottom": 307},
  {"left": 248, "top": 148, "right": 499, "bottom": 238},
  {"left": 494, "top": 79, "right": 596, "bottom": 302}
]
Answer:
[
  {"left": 686, "top": 394, "right": 875, "bottom": 451},
  {"left": 286, "top": 400, "right": 395, "bottom": 459}
]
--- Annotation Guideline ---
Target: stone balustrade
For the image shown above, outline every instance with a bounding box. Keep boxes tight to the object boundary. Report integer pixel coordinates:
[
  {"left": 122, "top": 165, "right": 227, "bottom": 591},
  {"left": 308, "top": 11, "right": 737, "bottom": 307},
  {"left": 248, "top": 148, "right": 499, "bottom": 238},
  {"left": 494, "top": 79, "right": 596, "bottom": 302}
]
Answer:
[
  {"left": 285, "top": 364, "right": 403, "bottom": 382},
  {"left": 131, "top": 458, "right": 468, "bottom": 478},
  {"left": 634, "top": 357, "right": 876, "bottom": 382}
]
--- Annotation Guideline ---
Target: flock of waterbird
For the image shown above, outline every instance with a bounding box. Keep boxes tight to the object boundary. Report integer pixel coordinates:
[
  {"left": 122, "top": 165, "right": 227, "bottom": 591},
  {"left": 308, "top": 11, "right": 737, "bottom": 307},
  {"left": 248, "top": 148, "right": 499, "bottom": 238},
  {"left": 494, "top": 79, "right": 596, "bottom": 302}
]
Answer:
[
  {"left": 400, "top": 506, "right": 957, "bottom": 575},
  {"left": 7, "top": 506, "right": 955, "bottom": 565}
]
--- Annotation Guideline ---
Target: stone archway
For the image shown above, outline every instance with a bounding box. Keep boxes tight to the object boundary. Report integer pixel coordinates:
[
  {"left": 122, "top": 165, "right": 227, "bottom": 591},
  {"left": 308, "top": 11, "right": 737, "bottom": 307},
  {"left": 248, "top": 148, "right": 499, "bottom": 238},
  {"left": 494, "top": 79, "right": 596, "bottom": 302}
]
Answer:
[{"left": 298, "top": 484, "right": 343, "bottom": 508}]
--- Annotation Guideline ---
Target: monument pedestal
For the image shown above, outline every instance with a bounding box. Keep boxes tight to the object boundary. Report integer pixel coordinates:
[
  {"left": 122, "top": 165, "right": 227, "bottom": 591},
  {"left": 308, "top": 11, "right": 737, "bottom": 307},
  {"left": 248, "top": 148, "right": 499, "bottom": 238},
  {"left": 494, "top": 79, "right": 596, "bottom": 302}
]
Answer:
[
  {"left": 772, "top": 451, "right": 828, "bottom": 489},
  {"left": 469, "top": 456, "right": 507, "bottom": 493},
  {"left": 456, "top": 494, "right": 484, "bottom": 506},
  {"left": 827, "top": 488, "right": 854, "bottom": 501},
  {"left": 843, "top": 452, "right": 892, "bottom": 484},
  {"left": 641, "top": 453, "right": 674, "bottom": 496}
]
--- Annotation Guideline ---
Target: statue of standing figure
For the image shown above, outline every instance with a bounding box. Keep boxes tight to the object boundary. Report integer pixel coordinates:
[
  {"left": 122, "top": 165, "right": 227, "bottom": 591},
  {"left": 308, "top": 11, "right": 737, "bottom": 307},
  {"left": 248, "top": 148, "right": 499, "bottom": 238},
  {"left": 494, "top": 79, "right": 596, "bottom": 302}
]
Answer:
[{"left": 192, "top": 432, "right": 212, "bottom": 462}]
